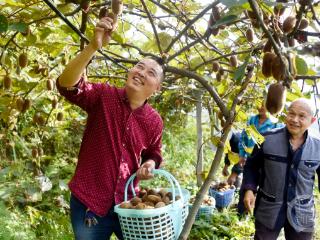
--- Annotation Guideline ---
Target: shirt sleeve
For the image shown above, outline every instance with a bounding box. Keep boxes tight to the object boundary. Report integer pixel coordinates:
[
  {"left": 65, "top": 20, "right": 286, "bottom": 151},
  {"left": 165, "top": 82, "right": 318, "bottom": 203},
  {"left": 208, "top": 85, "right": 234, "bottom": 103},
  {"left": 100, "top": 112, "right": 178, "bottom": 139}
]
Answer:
[
  {"left": 141, "top": 119, "right": 163, "bottom": 168},
  {"left": 56, "top": 76, "right": 105, "bottom": 112},
  {"left": 239, "top": 119, "right": 252, "bottom": 158},
  {"left": 242, "top": 143, "right": 264, "bottom": 192}
]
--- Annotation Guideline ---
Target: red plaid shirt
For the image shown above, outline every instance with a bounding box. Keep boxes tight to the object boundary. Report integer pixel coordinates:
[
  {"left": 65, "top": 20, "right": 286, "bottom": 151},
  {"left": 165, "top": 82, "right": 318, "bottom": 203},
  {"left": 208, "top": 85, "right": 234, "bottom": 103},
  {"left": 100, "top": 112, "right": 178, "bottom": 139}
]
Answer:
[{"left": 57, "top": 78, "right": 163, "bottom": 216}]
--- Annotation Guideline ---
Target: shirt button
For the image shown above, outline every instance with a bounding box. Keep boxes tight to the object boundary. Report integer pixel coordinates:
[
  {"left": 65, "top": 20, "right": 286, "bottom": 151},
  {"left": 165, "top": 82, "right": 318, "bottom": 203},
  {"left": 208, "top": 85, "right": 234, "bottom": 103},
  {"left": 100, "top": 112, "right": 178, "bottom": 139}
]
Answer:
[
  {"left": 122, "top": 143, "right": 126, "bottom": 147},
  {"left": 126, "top": 127, "right": 129, "bottom": 130},
  {"left": 288, "top": 183, "right": 292, "bottom": 187},
  {"left": 291, "top": 164, "right": 294, "bottom": 169}
]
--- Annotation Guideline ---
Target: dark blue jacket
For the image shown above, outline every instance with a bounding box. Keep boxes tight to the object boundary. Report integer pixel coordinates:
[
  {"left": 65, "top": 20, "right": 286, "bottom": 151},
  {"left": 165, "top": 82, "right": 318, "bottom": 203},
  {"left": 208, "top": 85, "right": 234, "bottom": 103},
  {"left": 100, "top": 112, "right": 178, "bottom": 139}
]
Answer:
[{"left": 243, "top": 127, "right": 320, "bottom": 232}]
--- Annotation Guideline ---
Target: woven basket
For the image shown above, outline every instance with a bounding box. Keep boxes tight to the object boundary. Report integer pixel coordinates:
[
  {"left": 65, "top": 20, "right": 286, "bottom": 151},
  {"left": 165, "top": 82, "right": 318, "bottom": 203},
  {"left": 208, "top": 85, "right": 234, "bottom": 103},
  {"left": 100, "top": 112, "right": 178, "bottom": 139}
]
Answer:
[{"left": 114, "top": 169, "right": 190, "bottom": 240}]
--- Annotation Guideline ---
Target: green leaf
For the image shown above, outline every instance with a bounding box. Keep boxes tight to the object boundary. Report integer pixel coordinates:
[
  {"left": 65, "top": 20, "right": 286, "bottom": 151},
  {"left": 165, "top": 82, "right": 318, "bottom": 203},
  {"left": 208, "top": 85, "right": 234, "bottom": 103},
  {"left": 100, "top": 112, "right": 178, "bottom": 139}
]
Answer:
[
  {"left": 295, "top": 56, "right": 308, "bottom": 75},
  {"left": 39, "top": 27, "right": 52, "bottom": 40},
  {"left": 233, "top": 55, "right": 249, "bottom": 83},
  {"left": 220, "top": 0, "right": 248, "bottom": 8},
  {"left": 112, "top": 31, "right": 125, "bottom": 44},
  {"left": 0, "top": 14, "right": 8, "bottom": 32},
  {"left": 8, "top": 22, "right": 27, "bottom": 33},
  {"left": 212, "top": 15, "right": 238, "bottom": 28}
]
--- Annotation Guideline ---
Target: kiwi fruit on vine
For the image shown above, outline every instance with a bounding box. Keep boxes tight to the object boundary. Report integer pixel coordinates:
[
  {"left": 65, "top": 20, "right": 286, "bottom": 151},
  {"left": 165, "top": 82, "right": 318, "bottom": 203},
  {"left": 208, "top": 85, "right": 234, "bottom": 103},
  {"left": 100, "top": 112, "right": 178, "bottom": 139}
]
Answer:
[
  {"left": 212, "top": 61, "right": 220, "bottom": 72},
  {"left": 47, "top": 79, "right": 53, "bottom": 91},
  {"left": 57, "top": 112, "right": 64, "bottom": 121},
  {"left": 112, "top": 0, "right": 123, "bottom": 15},
  {"left": 298, "top": 18, "right": 309, "bottom": 30},
  {"left": 19, "top": 53, "right": 28, "bottom": 68},
  {"left": 229, "top": 55, "right": 238, "bottom": 68},
  {"left": 298, "top": 0, "right": 312, "bottom": 5},
  {"left": 99, "top": 7, "right": 108, "bottom": 19},
  {"left": 212, "top": 6, "right": 221, "bottom": 21},
  {"left": 216, "top": 72, "right": 221, "bottom": 82},
  {"left": 21, "top": 25, "right": 31, "bottom": 36},
  {"left": 283, "top": 16, "right": 296, "bottom": 33},
  {"left": 266, "top": 83, "right": 287, "bottom": 114},
  {"left": 271, "top": 57, "right": 287, "bottom": 81},
  {"left": 3, "top": 75, "right": 12, "bottom": 90},
  {"left": 33, "top": 112, "right": 45, "bottom": 126},
  {"left": 262, "top": 52, "right": 276, "bottom": 78},
  {"left": 211, "top": 27, "right": 220, "bottom": 36},
  {"left": 274, "top": 6, "right": 286, "bottom": 16},
  {"left": 263, "top": 39, "right": 272, "bottom": 52},
  {"left": 218, "top": 68, "right": 224, "bottom": 76},
  {"left": 32, "top": 147, "right": 39, "bottom": 158},
  {"left": 288, "top": 37, "right": 295, "bottom": 47},
  {"left": 246, "top": 28, "right": 254, "bottom": 42},
  {"left": 16, "top": 98, "right": 24, "bottom": 112},
  {"left": 22, "top": 99, "right": 31, "bottom": 113},
  {"left": 52, "top": 97, "right": 58, "bottom": 109}
]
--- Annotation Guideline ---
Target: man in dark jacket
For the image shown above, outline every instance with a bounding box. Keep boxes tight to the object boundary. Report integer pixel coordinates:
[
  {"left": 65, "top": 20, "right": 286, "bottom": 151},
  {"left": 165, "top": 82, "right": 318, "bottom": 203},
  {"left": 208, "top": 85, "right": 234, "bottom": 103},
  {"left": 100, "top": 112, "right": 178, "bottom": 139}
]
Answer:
[{"left": 243, "top": 98, "right": 320, "bottom": 240}]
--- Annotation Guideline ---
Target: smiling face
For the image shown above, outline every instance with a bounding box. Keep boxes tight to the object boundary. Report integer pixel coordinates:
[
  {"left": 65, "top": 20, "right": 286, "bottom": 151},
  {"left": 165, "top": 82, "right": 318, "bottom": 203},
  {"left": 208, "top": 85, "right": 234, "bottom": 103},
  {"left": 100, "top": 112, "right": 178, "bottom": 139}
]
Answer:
[
  {"left": 285, "top": 99, "right": 315, "bottom": 138},
  {"left": 126, "top": 59, "right": 163, "bottom": 100}
]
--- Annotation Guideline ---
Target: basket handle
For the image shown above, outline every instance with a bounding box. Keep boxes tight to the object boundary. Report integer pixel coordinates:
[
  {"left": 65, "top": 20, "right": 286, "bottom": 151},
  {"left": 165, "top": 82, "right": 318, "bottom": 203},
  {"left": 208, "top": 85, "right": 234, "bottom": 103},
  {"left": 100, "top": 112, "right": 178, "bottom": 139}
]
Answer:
[{"left": 124, "top": 169, "right": 183, "bottom": 203}]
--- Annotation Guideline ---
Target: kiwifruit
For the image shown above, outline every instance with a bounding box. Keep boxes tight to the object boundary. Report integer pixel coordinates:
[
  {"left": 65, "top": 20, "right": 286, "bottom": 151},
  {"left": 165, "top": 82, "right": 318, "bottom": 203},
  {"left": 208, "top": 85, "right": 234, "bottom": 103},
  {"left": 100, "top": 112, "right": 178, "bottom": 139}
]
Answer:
[
  {"left": 16, "top": 98, "right": 24, "bottom": 112},
  {"left": 212, "top": 6, "right": 221, "bottom": 21},
  {"left": 38, "top": 147, "right": 44, "bottom": 156},
  {"left": 130, "top": 197, "right": 142, "bottom": 206},
  {"left": 147, "top": 189, "right": 158, "bottom": 196},
  {"left": 166, "top": 192, "right": 173, "bottom": 201},
  {"left": 298, "top": 0, "right": 312, "bottom": 5},
  {"left": 3, "top": 75, "right": 12, "bottom": 90},
  {"left": 98, "top": 7, "right": 108, "bottom": 19},
  {"left": 57, "top": 112, "right": 63, "bottom": 121},
  {"left": 21, "top": 25, "right": 31, "bottom": 36},
  {"left": 37, "top": 115, "right": 45, "bottom": 126},
  {"left": 263, "top": 39, "right": 272, "bottom": 52},
  {"left": 158, "top": 189, "right": 168, "bottom": 198},
  {"left": 266, "top": 83, "right": 287, "bottom": 115},
  {"left": 218, "top": 68, "right": 224, "bottom": 76},
  {"left": 162, "top": 196, "right": 170, "bottom": 205},
  {"left": 262, "top": 52, "right": 277, "bottom": 78},
  {"left": 246, "top": 28, "right": 254, "bottom": 42},
  {"left": 135, "top": 203, "right": 146, "bottom": 209},
  {"left": 120, "top": 202, "right": 132, "bottom": 209},
  {"left": 211, "top": 27, "right": 220, "bottom": 36},
  {"left": 288, "top": 37, "right": 295, "bottom": 47},
  {"left": 216, "top": 72, "right": 221, "bottom": 82},
  {"left": 147, "top": 195, "right": 162, "bottom": 204},
  {"left": 298, "top": 18, "right": 309, "bottom": 30},
  {"left": 52, "top": 97, "right": 58, "bottom": 109},
  {"left": 22, "top": 99, "right": 31, "bottom": 112},
  {"left": 158, "top": 21, "right": 166, "bottom": 30},
  {"left": 112, "top": 0, "right": 123, "bottom": 15},
  {"left": 32, "top": 147, "right": 38, "bottom": 158},
  {"left": 271, "top": 57, "right": 287, "bottom": 81},
  {"left": 212, "top": 61, "right": 220, "bottom": 72},
  {"left": 18, "top": 53, "right": 28, "bottom": 68},
  {"left": 283, "top": 16, "right": 296, "bottom": 33},
  {"left": 229, "top": 55, "right": 238, "bottom": 68},
  {"left": 46, "top": 79, "right": 53, "bottom": 91},
  {"left": 144, "top": 201, "right": 155, "bottom": 207},
  {"left": 155, "top": 202, "right": 166, "bottom": 208}
]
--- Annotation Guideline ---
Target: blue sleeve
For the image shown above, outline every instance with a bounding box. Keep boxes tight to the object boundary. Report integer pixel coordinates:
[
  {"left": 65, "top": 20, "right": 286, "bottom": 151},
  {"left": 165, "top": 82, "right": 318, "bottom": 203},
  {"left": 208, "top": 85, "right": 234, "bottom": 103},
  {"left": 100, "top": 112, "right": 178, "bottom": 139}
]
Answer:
[
  {"left": 231, "top": 163, "right": 243, "bottom": 174},
  {"left": 242, "top": 144, "right": 264, "bottom": 192}
]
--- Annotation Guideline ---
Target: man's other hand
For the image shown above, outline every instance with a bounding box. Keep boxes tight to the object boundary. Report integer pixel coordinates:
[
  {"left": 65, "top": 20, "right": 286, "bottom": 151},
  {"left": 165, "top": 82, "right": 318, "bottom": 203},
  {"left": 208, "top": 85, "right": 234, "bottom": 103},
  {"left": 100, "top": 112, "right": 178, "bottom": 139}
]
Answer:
[
  {"left": 244, "top": 190, "right": 256, "bottom": 215},
  {"left": 136, "top": 160, "right": 156, "bottom": 180}
]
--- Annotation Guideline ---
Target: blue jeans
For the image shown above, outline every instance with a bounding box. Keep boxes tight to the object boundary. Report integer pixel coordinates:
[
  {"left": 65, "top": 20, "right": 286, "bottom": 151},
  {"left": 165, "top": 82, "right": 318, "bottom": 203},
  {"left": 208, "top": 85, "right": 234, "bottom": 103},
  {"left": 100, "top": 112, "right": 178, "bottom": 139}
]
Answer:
[{"left": 70, "top": 194, "right": 124, "bottom": 240}]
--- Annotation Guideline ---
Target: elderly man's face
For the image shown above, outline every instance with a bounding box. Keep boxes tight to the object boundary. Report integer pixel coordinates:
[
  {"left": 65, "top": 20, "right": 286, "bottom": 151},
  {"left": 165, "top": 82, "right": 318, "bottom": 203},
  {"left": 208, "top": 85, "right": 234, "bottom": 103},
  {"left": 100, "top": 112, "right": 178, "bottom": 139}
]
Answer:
[
  {"left": 126, "top": 59, "right": 162, "bottom": 99},
  {"left": 285, "top": 101, "right": 315, "bottom": 137}
]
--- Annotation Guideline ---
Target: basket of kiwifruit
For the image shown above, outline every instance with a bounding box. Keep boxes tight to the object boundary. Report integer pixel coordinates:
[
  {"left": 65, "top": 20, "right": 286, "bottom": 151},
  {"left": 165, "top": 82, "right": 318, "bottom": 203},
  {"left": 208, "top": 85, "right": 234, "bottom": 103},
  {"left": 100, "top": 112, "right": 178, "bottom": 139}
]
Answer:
[
  {"left": 114, "top": 169, "right": 190, "bottom": 240},
  {"left": 209, "top": 181, "right": 235, "bottom": 208}
]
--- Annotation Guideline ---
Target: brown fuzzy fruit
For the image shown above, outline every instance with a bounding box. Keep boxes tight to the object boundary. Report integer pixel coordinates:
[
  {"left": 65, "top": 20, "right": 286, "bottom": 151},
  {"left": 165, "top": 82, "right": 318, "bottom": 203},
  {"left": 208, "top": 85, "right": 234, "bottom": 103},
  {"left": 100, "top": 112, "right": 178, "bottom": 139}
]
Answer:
[
  {"left": 155, "top": 202, "right": 166, "bottom": 208},
  {"left": 262, "top": 52, "right": 277, "bottom": 78},
  {"left": 32, "top": 147, "right": 38, "bottom": 158},
  {"left": 266, "top": 83, "right": 287, "bottom": 115},
  {"left": 283, "top": 16, "right": 296, "bottom": 33},
  {"left": 99, "top": 7, "right": 108, "bottom": 19},
  {"left": 298, "top": 0, "right": 312, "bottom": 5},
  {"left": 271, "top": 57, "right": 287, "bottom": 81},
  {"left": 211, "top": 27, "right": 220, "bottom": 36},
  {"left": 46, "top": 79, "right": 53, "bottom": 91},
  {"left": 263, "top": 39, "right": 272, "bottom": 52},
  {"left": 52, "top": 97, "right": 58, "bottom": 109},
  {"left": 298, "top": 18, "right": 309, "bottom": 30},
  {"left": 16, "top": 98, "right": 24, "bottom": 112},
  {"left": 147, "top": 195, "right": 162, "bottom": 204},
  {"left": 120, "top": 202, "right": 132, "bottom": 209},
  {"left": 158, "top": 189, "right": 168, "bottom": 198},
  {"left": 112, "top": 0, "right": 123, "bottom": 15},
  {"left": 288, "top": 37, "right": 295, "bottom": 47},
  {"left": 3, "top": 75, "right": 12, "bottom": 90},
  {"left": 162, "top": 196, "right": 170, "bottom": 205},
  {"left": 229, "top": 55, "right": 238, "bottom": 68},
  {"left": 37, "top": 115, "right": 45, "bottom": 126},
  {"left": 130, "top": 197, "right": 142, "bottom": 206},
  {"left": 57, "top": 112, "right": 63, "bottom": 121},
  {"left": 135, "top": 203, "right": 146, "bottom": 209},
  {"left": 212, "top": 61, "right": 220, "bottom": 72},
  {"left": 216, "top": 73, "right": 221, "bottom": 82},
  {"left": 274, "top": 6, "right": 286, "bottom": 16},
  {"left": 19, "top": 53, "right": 28, "bottom": 68},
  {"left": 21, "top": 25, "right": 31, "bottom": 36},
  {"left": 22, "top": 99, "right": 31, "bottom": 113},
  {"left": 147, "top": 189, "right": 158, "bottom": 196},
  {"left": 246, "top": 28, "right": 254, "bottom": 42},
  {"left": 212, "top": 6, "right": 221, "bottom": 21},
  {"left": 144, "top": 201, "right": 155, "bottom": 207}
]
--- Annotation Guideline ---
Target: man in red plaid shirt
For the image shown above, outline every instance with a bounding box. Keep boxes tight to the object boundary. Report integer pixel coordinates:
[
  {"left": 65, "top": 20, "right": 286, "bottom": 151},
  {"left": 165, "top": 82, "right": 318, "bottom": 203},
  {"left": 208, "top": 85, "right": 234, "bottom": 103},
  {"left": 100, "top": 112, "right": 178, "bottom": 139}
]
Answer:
[{"left": 57, "top": 15, "right": 164, "bottom": 240}]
